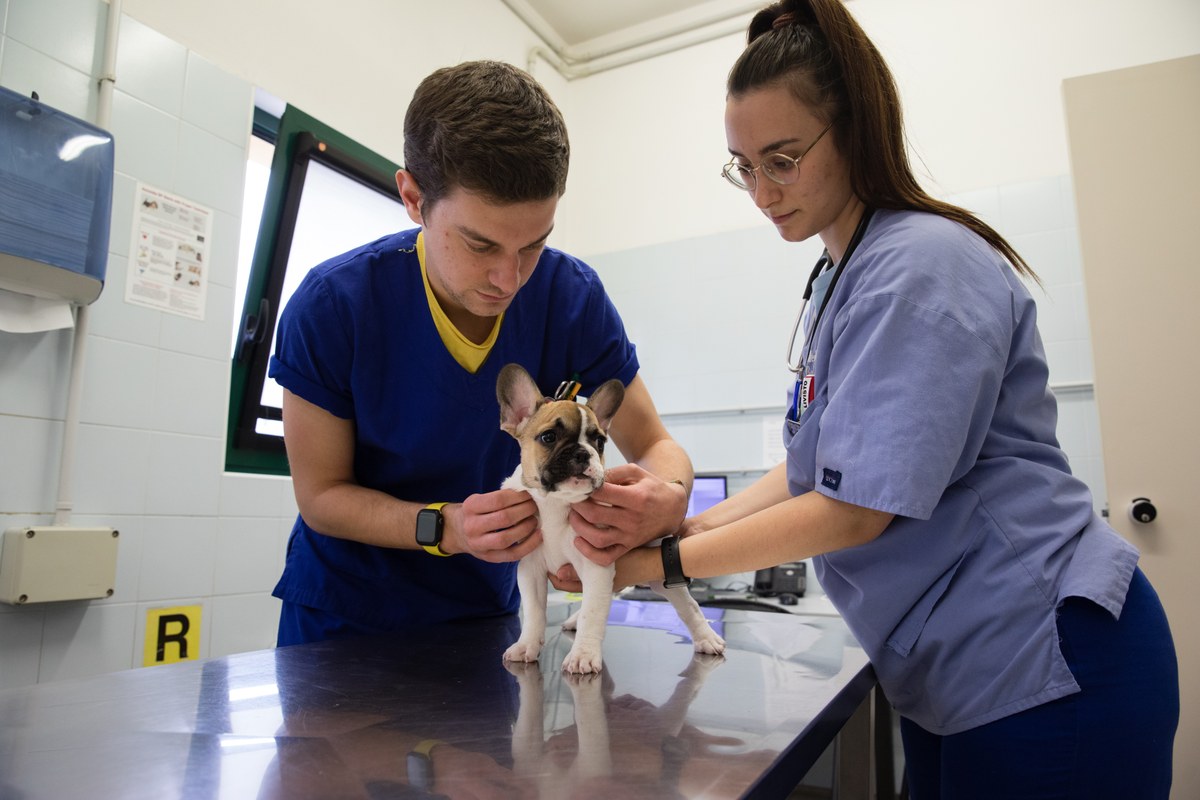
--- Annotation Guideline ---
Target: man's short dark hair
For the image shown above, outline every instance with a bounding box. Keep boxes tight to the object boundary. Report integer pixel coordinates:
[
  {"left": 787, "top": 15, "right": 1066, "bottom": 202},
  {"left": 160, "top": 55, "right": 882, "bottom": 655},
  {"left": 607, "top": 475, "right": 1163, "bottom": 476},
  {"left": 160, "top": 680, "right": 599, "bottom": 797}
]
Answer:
[{"left": 403, "top": 60, "right": 570, "bottom": 213}]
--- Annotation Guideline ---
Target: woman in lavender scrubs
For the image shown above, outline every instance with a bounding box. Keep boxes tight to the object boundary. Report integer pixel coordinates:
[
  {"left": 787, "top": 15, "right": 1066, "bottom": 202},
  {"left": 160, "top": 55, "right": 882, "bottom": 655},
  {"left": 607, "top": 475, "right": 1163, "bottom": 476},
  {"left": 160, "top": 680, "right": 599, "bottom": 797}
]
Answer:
[{"left": 608, "top": 1, "right": 1179, "bottom": 796}]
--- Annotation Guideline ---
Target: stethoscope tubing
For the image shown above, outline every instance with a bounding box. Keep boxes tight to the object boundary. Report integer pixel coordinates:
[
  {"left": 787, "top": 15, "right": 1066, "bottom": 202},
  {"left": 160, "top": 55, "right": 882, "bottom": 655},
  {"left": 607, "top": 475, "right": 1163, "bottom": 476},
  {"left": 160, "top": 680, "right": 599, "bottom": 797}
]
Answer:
[{"left": 785, "top": 208, "right": 875, "bottom": 375}]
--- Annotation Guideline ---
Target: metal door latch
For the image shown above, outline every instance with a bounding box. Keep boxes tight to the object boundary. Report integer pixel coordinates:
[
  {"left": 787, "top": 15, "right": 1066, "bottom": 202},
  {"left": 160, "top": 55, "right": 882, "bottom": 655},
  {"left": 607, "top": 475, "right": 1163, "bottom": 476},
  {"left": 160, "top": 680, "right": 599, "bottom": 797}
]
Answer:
[{"left": 1129, "top": 498, "right": 1158, "bottom": 524}]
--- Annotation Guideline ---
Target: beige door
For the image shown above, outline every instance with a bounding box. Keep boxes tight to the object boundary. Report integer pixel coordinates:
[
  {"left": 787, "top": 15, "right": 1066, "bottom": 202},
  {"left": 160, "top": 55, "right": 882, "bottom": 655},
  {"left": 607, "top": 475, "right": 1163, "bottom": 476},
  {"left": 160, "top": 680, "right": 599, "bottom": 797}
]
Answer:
[{"left": 1064, "top": 55, "right": 1200, "bottom": 799}]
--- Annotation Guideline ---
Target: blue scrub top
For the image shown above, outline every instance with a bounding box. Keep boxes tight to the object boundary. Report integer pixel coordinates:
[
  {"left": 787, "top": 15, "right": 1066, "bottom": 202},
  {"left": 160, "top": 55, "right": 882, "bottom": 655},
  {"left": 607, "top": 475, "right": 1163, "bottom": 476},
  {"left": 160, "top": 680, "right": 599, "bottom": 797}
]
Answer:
[
  {"left": 784, "top": 209, "right": 1137, "bottom": 735},
  {"left": 269, "top": 227, "right": 639, "bottom": 631}
]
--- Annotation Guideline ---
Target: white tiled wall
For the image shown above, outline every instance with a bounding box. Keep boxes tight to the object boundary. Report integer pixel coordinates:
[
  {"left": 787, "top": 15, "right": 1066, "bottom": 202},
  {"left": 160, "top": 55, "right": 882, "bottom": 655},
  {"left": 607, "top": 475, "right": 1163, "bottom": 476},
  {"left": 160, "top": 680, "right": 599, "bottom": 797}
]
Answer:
[{"left": 0, "top": 0, "right": 295, "bottom": 692}]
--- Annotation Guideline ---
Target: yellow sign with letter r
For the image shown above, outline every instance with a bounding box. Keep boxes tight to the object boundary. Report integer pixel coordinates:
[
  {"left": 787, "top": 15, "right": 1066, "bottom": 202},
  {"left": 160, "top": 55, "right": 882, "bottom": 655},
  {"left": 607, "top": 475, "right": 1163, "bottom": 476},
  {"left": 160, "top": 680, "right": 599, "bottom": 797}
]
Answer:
[{"left": 143, "top": 605, "right": 201, "bottom": 666}]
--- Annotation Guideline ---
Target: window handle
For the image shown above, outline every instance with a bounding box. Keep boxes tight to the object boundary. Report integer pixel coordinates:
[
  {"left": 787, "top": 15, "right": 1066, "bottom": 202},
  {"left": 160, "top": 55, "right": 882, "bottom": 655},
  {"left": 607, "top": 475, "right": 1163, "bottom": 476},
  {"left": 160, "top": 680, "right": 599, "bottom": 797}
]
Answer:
[{"left": 235, "top": 297, "right": 270, "bottom": 363}]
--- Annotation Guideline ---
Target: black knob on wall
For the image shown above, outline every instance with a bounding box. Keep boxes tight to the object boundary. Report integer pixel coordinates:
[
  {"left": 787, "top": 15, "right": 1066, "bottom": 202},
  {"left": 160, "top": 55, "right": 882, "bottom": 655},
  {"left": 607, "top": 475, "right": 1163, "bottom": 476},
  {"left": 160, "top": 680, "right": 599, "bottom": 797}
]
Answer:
[{"left": 1129, "top": 498, "right": 1158, "bottom": 524}]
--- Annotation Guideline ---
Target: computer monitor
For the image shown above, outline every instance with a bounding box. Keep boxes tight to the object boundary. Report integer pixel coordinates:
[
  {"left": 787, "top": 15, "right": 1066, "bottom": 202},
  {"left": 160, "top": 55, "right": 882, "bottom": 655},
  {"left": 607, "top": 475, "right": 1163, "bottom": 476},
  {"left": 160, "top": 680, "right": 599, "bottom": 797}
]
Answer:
[{"left": 687, "top": 475, "right": 728, "bottom": 517}]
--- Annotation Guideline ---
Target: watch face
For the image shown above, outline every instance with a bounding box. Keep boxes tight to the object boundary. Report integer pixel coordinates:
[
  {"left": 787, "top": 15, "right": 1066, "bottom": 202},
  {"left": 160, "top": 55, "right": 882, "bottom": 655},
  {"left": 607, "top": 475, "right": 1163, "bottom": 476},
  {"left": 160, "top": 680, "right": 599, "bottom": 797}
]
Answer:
[
  {"left": 406, "top": 752, "right": 434, "bottom": 791},
  {"left": 415, "top": 508, "right": 443, "bottom": 547}
]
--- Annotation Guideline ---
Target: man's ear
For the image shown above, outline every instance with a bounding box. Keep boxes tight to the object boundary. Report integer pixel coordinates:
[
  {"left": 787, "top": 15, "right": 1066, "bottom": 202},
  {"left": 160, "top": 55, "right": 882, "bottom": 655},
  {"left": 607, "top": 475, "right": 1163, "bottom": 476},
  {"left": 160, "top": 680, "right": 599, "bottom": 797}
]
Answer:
[
  {"left": 396, "top": 169, "right": 424, "bottom": 226},
  {"left": 497, "top": 364, "right": 545, "bottom": 437}
]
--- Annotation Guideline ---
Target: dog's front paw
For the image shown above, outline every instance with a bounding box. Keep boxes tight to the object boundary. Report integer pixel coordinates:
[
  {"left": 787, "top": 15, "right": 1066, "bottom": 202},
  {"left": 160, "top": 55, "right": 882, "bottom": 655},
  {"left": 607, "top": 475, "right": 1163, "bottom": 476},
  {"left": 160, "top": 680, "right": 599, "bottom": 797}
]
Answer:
[
  {"left": 693, "top": 628, "right": 726, "bottom": 656},
  {"left": 504, "top": 638, "right": 544, "bottom": 663},
  {"left": 562, "top": 645, "right": 603, "bottom": 674}
]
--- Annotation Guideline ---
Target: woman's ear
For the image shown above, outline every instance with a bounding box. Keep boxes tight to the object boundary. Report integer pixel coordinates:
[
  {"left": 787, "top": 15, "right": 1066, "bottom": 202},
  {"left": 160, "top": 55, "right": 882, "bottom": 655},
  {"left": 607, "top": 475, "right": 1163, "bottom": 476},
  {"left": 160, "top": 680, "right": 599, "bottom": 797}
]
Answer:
[{"left": 395, "top": 169, "right": 424, "bottom": 225}]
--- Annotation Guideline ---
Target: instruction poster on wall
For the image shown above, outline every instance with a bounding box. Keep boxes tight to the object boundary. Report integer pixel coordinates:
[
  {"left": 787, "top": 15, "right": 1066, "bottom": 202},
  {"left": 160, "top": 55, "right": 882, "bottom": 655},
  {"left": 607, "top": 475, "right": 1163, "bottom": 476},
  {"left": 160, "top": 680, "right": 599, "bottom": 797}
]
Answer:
[{"left": 125, "top": 183, "right": 212, "bottom": 320}]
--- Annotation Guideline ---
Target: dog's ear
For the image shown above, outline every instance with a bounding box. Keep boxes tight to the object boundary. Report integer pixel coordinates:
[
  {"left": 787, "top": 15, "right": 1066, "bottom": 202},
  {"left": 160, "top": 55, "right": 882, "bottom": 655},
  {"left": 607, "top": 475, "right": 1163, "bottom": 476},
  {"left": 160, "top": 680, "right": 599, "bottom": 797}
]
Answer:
[
  {"left": 585, "top": 379, "right": 625, "bottom": 432},
  {"left": 497, "top": 363, "right": 545, "bottom": 436}
]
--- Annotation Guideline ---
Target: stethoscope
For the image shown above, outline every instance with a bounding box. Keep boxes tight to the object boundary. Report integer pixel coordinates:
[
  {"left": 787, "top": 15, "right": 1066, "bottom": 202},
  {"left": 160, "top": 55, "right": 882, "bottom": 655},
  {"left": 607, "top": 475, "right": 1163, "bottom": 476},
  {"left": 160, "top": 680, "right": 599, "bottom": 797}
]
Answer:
[{"left": 786, "top": 208, "right": 875, "bottom": 375}]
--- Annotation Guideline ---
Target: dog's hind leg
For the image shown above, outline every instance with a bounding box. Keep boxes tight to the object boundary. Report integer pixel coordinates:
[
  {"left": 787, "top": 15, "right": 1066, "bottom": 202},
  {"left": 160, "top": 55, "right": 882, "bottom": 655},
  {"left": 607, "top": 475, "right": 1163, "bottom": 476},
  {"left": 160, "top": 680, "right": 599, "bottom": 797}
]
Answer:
[{"left": 652, "top": 581, "right": 726, "bottom": 655}]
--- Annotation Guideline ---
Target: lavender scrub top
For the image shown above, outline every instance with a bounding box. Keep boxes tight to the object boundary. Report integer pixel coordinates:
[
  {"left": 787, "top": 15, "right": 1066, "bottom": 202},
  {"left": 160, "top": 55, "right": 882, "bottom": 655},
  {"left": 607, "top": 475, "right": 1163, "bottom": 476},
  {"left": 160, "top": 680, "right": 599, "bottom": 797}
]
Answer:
[{"left": 784, "top": 208, "right": 1137, "bottom": 735}]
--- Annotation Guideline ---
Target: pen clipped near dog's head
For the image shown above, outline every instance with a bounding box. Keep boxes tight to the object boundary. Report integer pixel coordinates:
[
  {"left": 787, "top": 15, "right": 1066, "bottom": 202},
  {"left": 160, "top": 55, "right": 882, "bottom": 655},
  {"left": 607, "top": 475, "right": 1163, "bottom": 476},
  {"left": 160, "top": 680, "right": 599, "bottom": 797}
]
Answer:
[{"left": 497, "top": 364, "right": 624, "bottom": 500}]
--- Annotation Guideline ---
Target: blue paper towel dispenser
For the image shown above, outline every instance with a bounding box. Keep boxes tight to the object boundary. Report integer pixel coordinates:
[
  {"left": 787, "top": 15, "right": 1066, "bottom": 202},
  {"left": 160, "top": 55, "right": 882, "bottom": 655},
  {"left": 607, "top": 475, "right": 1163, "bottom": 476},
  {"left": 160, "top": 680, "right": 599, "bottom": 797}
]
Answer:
[{"left": 0, "top": 86, "right": 114, "bottom": 305}]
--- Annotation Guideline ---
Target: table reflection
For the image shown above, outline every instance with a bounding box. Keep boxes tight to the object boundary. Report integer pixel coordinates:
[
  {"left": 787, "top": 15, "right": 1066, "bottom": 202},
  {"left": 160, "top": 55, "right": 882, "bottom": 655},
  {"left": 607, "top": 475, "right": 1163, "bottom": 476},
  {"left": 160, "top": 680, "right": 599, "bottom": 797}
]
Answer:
[{"left": 0, "top": 600, "right": 872, "bottom": 799}]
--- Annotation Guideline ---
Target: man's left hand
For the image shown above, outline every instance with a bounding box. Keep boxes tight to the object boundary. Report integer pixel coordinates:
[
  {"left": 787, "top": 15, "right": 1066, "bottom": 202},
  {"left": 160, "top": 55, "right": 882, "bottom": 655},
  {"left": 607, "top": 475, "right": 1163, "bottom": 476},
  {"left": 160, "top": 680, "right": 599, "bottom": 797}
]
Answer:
[{"left": 567, "top": 464, "right": 688, "bottom": 566}]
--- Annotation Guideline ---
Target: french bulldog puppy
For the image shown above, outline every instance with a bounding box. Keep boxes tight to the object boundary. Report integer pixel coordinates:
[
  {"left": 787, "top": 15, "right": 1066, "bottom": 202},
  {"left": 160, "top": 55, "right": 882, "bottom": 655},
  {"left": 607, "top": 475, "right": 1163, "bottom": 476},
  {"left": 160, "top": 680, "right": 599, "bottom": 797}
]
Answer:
[{"left": 496, "top": 363, "right": 725, "bottom": 674}]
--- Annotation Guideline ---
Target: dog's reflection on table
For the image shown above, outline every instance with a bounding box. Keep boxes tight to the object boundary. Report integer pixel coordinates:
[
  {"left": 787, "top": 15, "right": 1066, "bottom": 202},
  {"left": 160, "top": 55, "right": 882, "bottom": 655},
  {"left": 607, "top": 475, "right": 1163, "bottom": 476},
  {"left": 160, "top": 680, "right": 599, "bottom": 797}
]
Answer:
[{"left": 505, "top": 631, "right": 746, "bottom": 799}]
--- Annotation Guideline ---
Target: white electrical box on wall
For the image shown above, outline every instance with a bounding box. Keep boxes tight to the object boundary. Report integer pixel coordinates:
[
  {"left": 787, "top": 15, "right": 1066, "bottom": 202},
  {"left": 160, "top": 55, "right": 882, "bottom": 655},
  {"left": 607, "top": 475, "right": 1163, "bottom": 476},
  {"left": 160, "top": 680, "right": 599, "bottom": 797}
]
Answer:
[{"left": 0, "top": 526, "right": 118, "bottom": 604}]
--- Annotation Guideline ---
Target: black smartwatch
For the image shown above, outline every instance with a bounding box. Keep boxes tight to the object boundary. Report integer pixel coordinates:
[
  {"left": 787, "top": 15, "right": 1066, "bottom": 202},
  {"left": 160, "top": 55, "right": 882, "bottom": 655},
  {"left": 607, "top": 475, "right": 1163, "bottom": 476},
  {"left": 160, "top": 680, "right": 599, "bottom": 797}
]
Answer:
[
  {"left": 661, "top": 535, "right": 691, "bottom": 588},
  {"left": 415, "top": 503, "right": 451, "bottom": 557}
]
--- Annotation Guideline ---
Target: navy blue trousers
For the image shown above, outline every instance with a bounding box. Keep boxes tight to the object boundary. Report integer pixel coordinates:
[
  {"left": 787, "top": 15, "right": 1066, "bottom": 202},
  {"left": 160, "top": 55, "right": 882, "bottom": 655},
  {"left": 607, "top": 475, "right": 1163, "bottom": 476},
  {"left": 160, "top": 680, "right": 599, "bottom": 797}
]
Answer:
[
  {"left": 900, "top": 568, "right": 1178, "bottom": 800},
  {"left": 276, "top": 600, "right": 391, "bottom": 647}
]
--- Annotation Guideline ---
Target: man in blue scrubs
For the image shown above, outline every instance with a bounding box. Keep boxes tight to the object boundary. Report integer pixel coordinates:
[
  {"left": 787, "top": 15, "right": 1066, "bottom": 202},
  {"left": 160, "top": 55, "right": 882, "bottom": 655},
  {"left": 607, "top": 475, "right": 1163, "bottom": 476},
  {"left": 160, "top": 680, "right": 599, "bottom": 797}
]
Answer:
[{"left": 268, "top": 60, "right": 693, "bottom": 645}]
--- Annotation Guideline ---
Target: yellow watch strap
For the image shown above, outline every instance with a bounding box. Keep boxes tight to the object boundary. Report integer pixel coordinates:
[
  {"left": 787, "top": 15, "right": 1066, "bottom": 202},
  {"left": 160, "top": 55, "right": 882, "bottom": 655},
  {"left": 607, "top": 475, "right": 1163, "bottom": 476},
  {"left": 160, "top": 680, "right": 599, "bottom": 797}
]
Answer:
[
  {"left": 412, "top": 738, "right": 444, "bottom": 757},
  {"left": 421, "top": 502, "right": 451, "bottom": 557}
]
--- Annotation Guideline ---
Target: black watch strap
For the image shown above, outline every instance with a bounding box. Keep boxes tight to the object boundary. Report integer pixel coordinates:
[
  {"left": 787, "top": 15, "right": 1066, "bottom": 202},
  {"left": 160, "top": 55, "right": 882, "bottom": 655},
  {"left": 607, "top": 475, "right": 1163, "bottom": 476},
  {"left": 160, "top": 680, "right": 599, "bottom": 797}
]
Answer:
[{"left": 661, "top": 535, "right": 691, "bottom": 588}]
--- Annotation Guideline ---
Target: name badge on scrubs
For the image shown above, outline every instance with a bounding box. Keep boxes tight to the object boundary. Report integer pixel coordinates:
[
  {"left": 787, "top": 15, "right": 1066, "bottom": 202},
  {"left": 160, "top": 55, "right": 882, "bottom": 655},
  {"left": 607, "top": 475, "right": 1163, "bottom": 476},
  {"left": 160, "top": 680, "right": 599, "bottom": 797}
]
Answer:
[
  {"left": 800, "top": 372, "right": 815, "bottom": 415},
  {"left": 787, "top": 364, "right": 816, "bottom": 424}
]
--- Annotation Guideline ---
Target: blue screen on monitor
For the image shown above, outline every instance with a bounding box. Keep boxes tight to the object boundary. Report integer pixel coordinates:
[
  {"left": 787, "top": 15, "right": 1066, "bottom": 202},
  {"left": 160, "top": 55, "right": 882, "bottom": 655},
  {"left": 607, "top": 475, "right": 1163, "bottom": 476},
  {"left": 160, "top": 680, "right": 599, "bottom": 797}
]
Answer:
[{"left": 687, "top": 475, "right": 728, "bottom": 516}]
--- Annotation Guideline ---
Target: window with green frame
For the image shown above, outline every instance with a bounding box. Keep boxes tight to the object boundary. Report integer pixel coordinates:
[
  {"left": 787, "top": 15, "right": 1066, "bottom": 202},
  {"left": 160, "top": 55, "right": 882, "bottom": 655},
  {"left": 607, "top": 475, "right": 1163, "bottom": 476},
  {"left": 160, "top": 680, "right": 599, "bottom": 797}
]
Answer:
[{"left": 226, "top": 103, "right": 403, "bottom": 474}]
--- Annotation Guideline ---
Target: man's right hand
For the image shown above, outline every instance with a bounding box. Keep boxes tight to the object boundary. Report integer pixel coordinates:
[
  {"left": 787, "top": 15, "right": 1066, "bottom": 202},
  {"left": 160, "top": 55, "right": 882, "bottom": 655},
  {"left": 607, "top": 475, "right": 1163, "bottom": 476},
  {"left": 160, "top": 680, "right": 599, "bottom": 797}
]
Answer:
[{"left": 446, "top": 488, "right": 542, "bottom": 562}]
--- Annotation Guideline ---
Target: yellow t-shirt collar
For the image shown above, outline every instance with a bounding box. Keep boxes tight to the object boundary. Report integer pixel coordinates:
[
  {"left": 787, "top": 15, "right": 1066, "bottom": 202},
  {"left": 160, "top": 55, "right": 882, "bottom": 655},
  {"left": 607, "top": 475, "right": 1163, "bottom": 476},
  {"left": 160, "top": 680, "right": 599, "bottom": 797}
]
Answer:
[{"left": 417, "top": 230, "right": 502, "bottom": 373}]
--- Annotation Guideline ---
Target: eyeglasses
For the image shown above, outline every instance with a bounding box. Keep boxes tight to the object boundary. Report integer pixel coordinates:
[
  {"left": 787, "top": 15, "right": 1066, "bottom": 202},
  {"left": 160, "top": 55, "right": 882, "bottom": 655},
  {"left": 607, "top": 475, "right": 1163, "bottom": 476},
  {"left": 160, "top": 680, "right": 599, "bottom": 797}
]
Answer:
[{"left": 721, "top": 121, "right": 834, "bottom": 191}]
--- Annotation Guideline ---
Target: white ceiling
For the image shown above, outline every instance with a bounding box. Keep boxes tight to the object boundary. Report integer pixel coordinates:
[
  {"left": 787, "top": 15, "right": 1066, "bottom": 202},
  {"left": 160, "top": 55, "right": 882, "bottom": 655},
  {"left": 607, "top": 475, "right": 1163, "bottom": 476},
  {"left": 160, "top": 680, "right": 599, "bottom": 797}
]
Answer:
[
  {"left": 521, "top": 0, "right": 722, "bottom": 47},
  {"left": 503, "top": 0, "right": 763, "bottom": 78}
]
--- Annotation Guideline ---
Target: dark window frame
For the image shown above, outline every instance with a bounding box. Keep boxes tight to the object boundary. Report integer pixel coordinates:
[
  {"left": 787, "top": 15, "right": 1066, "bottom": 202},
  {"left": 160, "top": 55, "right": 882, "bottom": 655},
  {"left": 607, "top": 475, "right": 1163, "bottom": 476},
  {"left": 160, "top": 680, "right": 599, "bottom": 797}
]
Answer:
[{"left": 225, "top": 104, "right": 401, "bottom": 475}]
